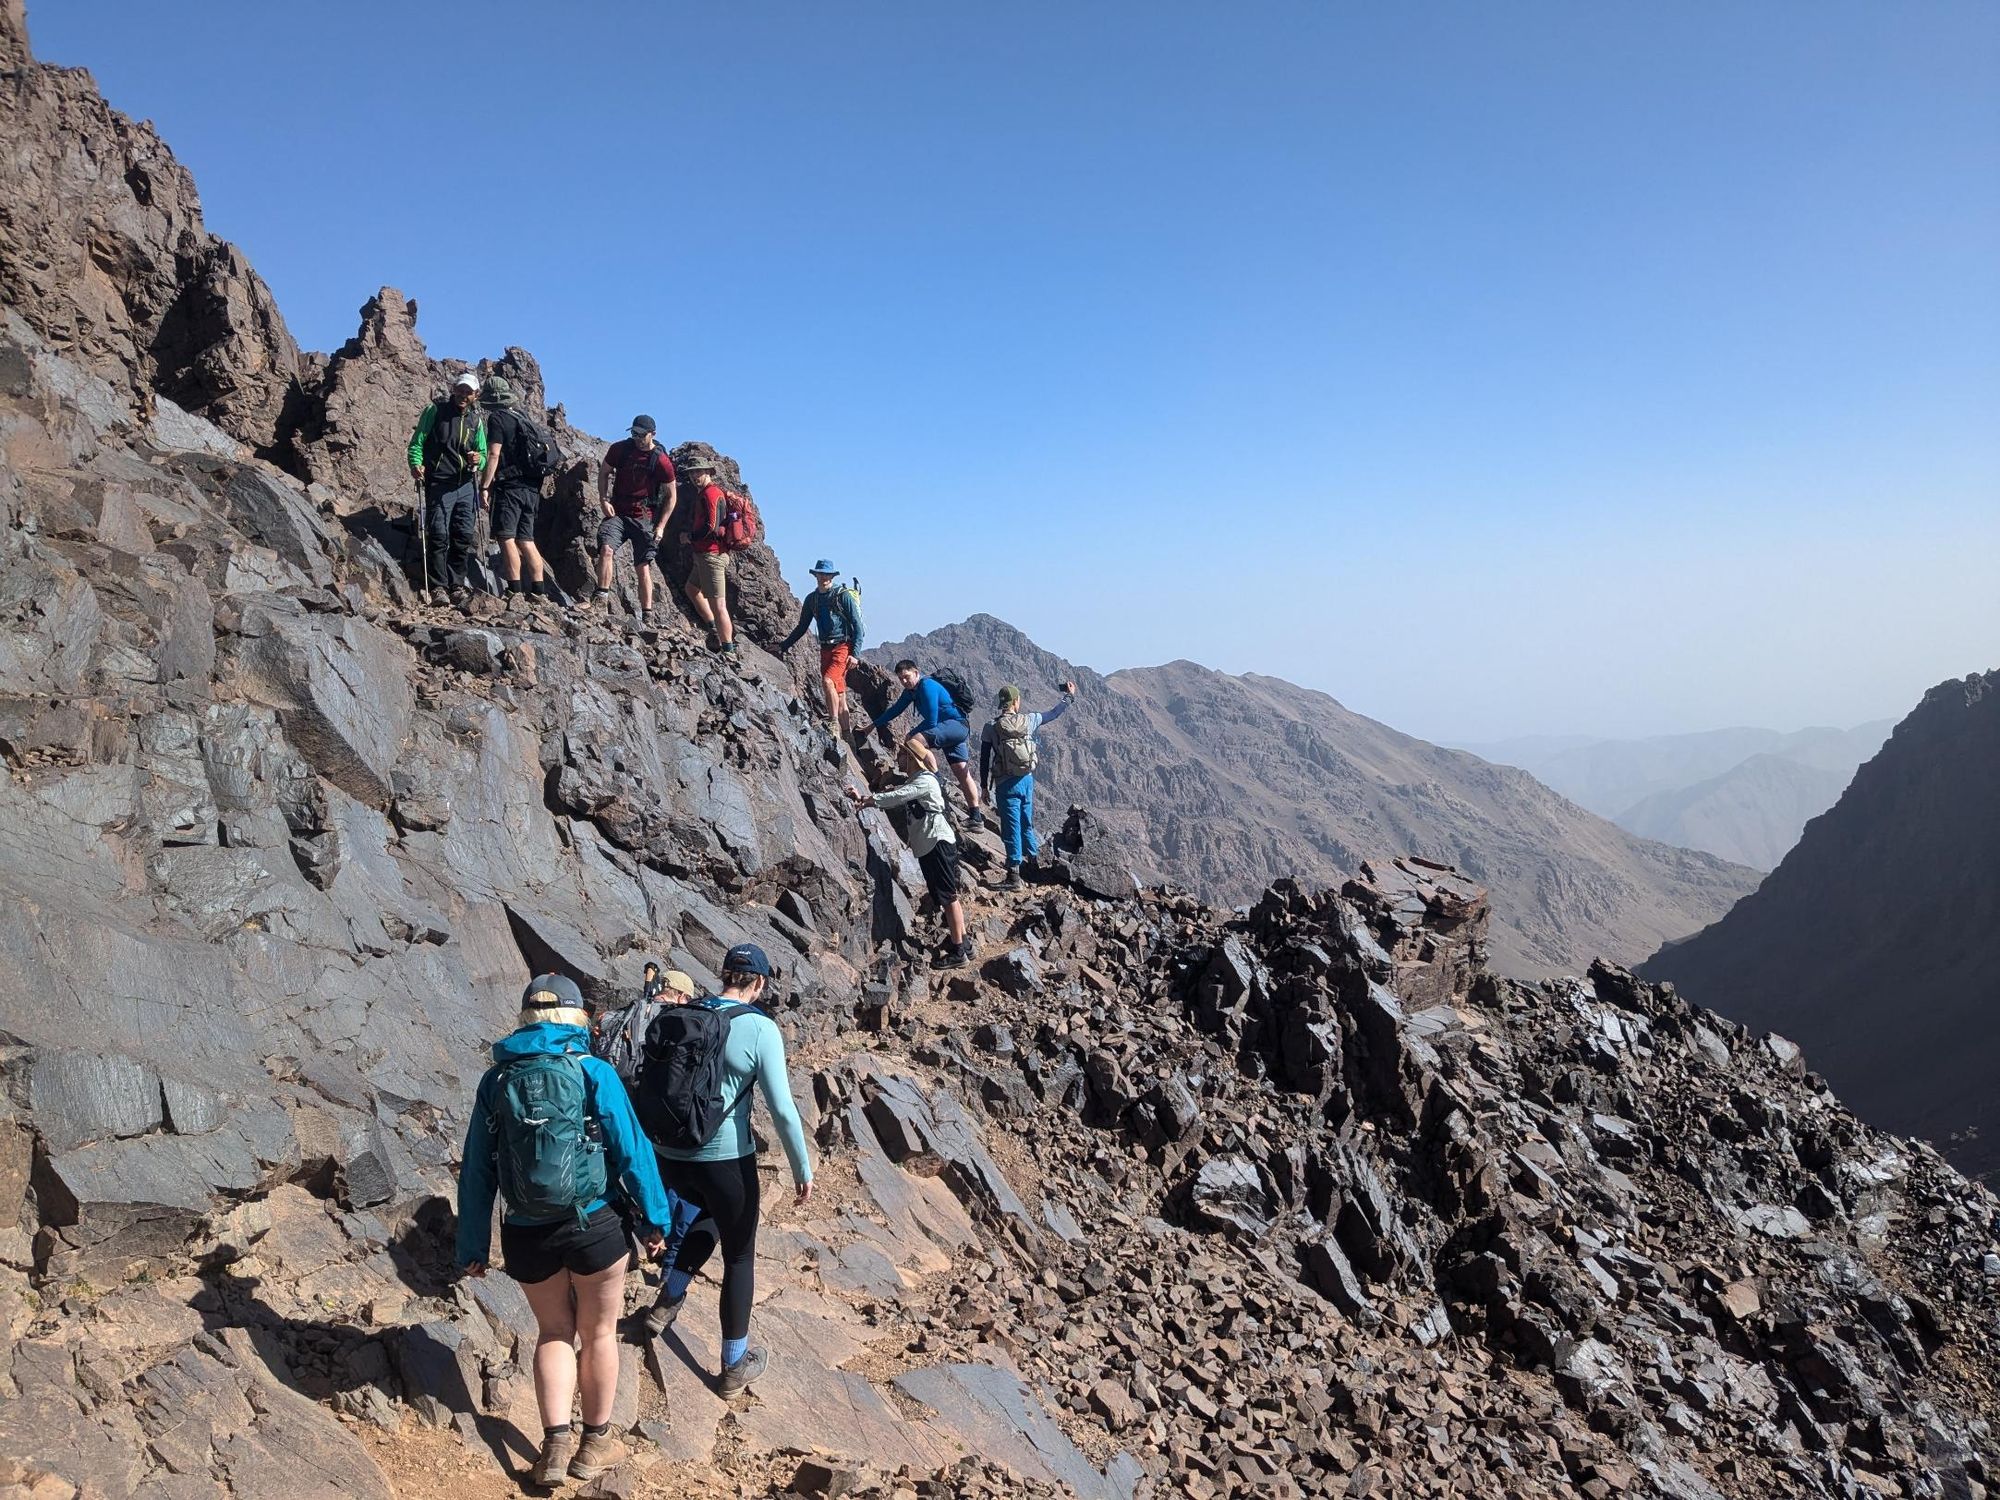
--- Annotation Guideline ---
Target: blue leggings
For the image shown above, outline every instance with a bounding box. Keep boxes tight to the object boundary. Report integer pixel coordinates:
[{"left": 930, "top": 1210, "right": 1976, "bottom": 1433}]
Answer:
[{"left": 996, "top": 773, "right": 1038, "bottom": 865}]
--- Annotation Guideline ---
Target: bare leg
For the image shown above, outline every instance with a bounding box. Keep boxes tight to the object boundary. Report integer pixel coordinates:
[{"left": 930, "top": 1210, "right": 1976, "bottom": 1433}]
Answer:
[
  {"left": 519, "top": 538, "right": 547, "bottom": 584},
  {"left": 499, "top": 538, "right": 522, "bottom": 583},
  {"left": 684, "top": 576, "right": 717, "bottom": 628},
  {"left": 711, "top": 589, "right": 734, "bottom": 647},
  {"left": 596, "top": 546, "right": 616, "bottom": 597},
  {"left": 570, "top": 1254, "right": 630, "bottom": 1427},
  {"left": 944, "top": 897, "right": 966, "bottom": 946},
  {"left": 520, "top": 1271, "right": 580, "bottom": 1428},
  {"left": 822, "top": 671, "right": 848, "bottom": 734},
  {"left": 950, "top": 759, "right": 981, "bottom": 811},
  {"left": 636, "top": 560, "right": 655, "bottom": 613}
]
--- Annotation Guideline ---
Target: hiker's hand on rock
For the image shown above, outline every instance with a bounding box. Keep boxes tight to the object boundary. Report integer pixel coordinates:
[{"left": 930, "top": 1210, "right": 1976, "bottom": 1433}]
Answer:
[
  {"left": 462, "top": 1261, "right": 486, "bottom": 1279},
  {"left": 642, "top": 1232, "right": 666, "bottom": 1260}
]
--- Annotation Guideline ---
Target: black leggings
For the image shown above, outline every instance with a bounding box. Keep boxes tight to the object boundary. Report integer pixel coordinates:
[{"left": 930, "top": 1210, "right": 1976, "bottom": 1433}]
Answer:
[{"left": 660, "top": 1153, "right": 761, "bottom": 1340}]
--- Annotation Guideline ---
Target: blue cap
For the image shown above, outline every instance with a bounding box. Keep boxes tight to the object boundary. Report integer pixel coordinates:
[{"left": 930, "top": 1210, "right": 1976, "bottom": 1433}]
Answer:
[
  {"left": 522, "top": 973, "right": 584, "bottom": 1008},
  {"left": 721, "top": 943, "right": 773, "bottom": 977},
  {"left": 810, "top": 559, "right": 838, "bottom": 576}
]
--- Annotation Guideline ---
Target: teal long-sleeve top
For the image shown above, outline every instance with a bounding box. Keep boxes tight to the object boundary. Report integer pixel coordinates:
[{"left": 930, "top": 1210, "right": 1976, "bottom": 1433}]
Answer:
[
  {"left": 455, "top": 1022, "right": 677, "bottom": 1267},
  {"left": 658, "top": 998, "right": 813, "bottom": 1183}
]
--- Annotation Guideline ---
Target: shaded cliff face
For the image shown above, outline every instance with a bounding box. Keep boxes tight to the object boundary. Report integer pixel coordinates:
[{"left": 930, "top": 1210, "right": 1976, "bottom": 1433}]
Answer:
[
  {"left": 1646, "top": 671, "right": 2000, "bottom": 1181},
  {"left": 868, "top": 615, "right": 1762, "bottom": 979}
]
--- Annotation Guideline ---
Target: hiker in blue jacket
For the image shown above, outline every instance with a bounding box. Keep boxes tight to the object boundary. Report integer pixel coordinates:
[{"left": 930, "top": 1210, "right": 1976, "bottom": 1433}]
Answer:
[
  {"left": 778, "top": 561, "right": 862, "bottom": 737},
  {"left": 457, "top": 974, "right": 680, "bottom": 1487},
  {"left": 978, "top": 681, "right": 1077, "bottom": 888},
  {"left": 870, "top": 659, "right": 983, "bottom": 817}
]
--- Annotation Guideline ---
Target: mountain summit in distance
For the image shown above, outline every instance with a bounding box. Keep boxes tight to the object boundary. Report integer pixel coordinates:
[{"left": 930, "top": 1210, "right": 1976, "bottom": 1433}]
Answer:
[{"left": 867, "top": 614, "right": 1761, "bottom": 978}]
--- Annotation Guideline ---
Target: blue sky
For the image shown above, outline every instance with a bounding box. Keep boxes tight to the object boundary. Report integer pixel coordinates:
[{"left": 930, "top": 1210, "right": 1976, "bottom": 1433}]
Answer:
[{"left": 31, "top": 1, "right": 2000, "bottom": 741}]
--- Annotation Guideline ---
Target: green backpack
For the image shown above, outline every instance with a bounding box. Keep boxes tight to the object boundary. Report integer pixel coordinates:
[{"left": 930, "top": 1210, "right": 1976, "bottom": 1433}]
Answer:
[
  {"left": 489, "top": 1052, "right": 607, "bottom": 1224},
  {"left": 993, "top": 710, "right": 1038, "bottom": 777}
]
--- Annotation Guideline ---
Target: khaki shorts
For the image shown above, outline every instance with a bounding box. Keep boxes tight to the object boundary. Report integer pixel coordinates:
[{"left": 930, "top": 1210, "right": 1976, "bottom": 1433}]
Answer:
[{"left": 688, "top": 550, "right": 729, "bottom": 599}]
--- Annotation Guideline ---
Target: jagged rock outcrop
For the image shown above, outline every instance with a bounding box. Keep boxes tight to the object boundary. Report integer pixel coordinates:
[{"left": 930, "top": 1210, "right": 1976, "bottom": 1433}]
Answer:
[
  {"left": 1647, "top": 670, "right": 2000, "bottom": 1181},
  {"left": 868, "top": 614, "right": 1762, "bottom": 978}
]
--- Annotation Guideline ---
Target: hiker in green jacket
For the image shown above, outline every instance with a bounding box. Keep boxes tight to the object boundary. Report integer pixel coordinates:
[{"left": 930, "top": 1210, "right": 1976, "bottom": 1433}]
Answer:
[{"left": 406, "top": 372, "right": 489, "bottom": 605}]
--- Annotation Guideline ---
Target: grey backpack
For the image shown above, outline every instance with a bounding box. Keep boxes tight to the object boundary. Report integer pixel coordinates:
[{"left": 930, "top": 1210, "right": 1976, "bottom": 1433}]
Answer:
[{"left": 993, "top": 711, "right": 1038, "bottom": 777}]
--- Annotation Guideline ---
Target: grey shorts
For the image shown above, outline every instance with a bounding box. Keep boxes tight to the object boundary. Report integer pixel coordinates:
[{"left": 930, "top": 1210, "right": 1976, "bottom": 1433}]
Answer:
[{"left": 598, "top": 513, "right": 658, "bottom": 565}]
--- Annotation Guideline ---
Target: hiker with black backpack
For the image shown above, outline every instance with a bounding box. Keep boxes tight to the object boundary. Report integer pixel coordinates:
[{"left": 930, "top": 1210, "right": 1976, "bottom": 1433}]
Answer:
[
  {"left": 595, "top": 415, "right": 678, "bottom": 626},
  {"left": 455, "top": 975, "right": 682, "bottom": 1486},
  {"left": 632, "top": 944, "right": 812, "bottom": 1395},
  {"left": 846, "top": 739, "right": 975, "bottom": 968},
  {"left": 979, "top": 682, "right": 1077, "bottom": 889},
  {"left": 406, "top": 372, "right": 489, "bottom": 606},
  {"left": 778, "top": 560, "right": 864, "bottom": 736},
  {"left": 478, "top": 375, "right": 563, "bottom": 609},
  {"left": 869, "top": 659, "right": 983, "bottom": 819}
]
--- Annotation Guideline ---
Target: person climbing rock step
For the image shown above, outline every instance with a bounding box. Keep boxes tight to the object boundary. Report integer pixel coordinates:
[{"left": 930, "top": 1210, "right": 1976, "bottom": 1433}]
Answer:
[
  {"left": 870, "top": 659, "right": 983, "bottom": 819},
  {"left": 631, "top": 944, "right": 813, "bottom": 1396},
  {"left": 682, "top": 466, "right": 744, "bottom": 656},
  {"left": 477, "top": 374, "right": 561, "bottom": 610},
  {"left": 595, "top": 415, "right": 677, "bottom": 627},
  {"left": 849, "top": 740, "right": 977, "bottom": 969},
  {"left": 979, "top": 681, "right": 1077, "bottom": 888},
  {"left": 778, "top": 560, "right": 865, "bottom": 737},
  {"left": 455, "top": 975, "right": 677, "bottom": 1486},
  {"left": 406, "top": 372, "right": 489, "bottom": 606}
]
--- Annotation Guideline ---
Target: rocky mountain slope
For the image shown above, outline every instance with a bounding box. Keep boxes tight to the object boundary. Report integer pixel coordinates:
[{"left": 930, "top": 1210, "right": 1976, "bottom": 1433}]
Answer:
[
  {"left": 2, "top": 9, "right": 1997, "bottom": 1500},
  {"left": 867, "top": 616, "right": 1760, "bottom": 979},
  {"left": 1470, "top": 722, "right": 1893, "bottom": 869},
  {"left": 1646, "top": 671, "right": 2000, "bottom": 1183}
]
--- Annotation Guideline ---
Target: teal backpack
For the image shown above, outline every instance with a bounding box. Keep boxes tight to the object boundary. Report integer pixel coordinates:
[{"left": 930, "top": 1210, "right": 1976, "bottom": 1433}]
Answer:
[{"left": 489, "top": 1052, "right": 608, "bottom": 1224}]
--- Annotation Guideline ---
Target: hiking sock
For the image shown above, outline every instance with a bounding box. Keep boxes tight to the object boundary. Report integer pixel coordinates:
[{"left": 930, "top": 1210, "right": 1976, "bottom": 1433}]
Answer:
[
  {"left": 545, "top": 1424, "right": 571, "bottom": 1439},
  {"left": 722, "top": 1336, "right": 749, "bottom": 1367},
  {"left": 664, "top": 1269, "right": 693, "bottom": 1300},
  {"left": 581, "top": 1422, "right": 611, "bottom": 1439},
  {"left": 506, "top": 579, "right": 524, "bottom": 595}
]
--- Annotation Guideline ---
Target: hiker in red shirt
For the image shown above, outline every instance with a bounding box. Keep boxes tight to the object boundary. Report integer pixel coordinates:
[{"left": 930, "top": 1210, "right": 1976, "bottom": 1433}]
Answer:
[
  {"left": 595, "top": 415, "right": 677, "bottom": 625},
  {"left": 683, "top": 466, "right": 737, "bottom": 656}
]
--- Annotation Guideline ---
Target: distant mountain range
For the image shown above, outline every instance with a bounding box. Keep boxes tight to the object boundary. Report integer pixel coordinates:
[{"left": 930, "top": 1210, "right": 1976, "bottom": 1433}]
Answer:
[
  {"left": 867, "top": 615, "right": 1760, "bottom": 979},
  {"left": 1464, "top": 721, "right": 1892, "bottom": 869},
  {"left": 1645, "top": 671, "right": 2000, "bottom": 1181}
]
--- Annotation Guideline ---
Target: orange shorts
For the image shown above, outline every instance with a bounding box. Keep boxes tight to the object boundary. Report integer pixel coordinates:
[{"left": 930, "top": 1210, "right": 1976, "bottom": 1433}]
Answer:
[{"left": 820, "top": 642, "right": 852, "bottom": 693}]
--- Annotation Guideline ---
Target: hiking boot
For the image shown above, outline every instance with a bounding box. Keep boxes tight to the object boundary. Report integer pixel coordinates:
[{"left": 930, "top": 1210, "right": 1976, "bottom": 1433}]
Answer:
[
  {"left": 567, "top": 1430, "right": 628, "bottom": 1481},
  {"left": 1001, "top": 865, "right": 1023, "bottom": 891},
  {"left": 716, "top": 1346, "right": 768, "bottom": 1397},
  {"left": 530, "top": 1426, "right": 577, "bottom": 1486},
  {"left": 936, "top": 944, "right": 967, "bottom": 971},
  {"left": 638, "top": 1291, "right": 684, "bottom": 1339}
]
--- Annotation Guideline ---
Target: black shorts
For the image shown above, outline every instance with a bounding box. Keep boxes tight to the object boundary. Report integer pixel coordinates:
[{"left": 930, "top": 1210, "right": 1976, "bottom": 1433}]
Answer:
[
  {"left": 918, "top": 840, "right": 961, "bottom": 903},
  {"left": 499, "top": 1203, "right": 629, "bottom": 1284},
  {"left": 491, "top": 482, "right": 541, "bottom": 541},
  {"left": 597, "top": 512, "right": 658, "bottom": 565}
]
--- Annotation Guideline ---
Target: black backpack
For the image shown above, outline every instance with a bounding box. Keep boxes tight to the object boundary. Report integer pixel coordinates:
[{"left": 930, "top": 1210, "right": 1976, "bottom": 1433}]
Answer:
[
  {"left": 496, "top": 409, "right": 561, "bottom": 483},
  {"left": 931, "top": 668, "right": 976, "bottom": 717},
  {"left": 591, "top": 995, "right": 663, "bottom": 1084},
  {"left": 634, "top": 1000, "right": 759, "bottom": 1150}
]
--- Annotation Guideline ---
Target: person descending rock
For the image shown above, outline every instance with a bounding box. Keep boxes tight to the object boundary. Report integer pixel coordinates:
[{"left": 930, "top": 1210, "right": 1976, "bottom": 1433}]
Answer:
[
  {"left": 869, "top": 660, "right": 982, "bottom": 818},
  {"left": 848, "top": 740, "right": 975, "bottom": 968},
  {"left": 979, "top": 681, "right": 1077, "bottom": 889},
  {"left": 456, "top": 975, "right": 678, "bottom": 1486},
  {"left": 406, "top": 372, "right": 489, "bottom": 605},
  {"left": 635, "top": 944, "right": 812, "bottom": 1395},
  {"left": 595, "top": 415, "right": 677, "bottom": 625},
  {"left": 778, "top": 560, "right": 864, "bottom": 736},
  {"left": 681, "top": 466, "right": 739, "bottom": 656},
  {"left": 477, "top": 375, "right": 557, "bottom": 609}
]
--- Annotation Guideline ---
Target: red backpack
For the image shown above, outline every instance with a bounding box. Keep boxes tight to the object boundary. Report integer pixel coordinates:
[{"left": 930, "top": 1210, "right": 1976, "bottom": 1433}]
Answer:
[{"left": 692, "top": 483, "right": 759, "bottom": 553}]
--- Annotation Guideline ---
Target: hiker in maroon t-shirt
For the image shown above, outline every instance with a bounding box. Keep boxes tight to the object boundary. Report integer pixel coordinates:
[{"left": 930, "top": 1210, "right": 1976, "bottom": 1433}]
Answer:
[{"left": 594, "top": 415, "right": 678, "bottom": 624}]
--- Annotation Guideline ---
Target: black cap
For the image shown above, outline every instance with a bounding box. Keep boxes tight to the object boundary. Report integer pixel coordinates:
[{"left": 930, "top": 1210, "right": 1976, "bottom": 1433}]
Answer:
[
  {"left": 629, "top": 414, "right": 656, "bottom": 435},
  {"left": 721, "top": 943, "right": 772, "bottom": 978},
  {"left": 521, "top": 973, "right": 584, "bottom": 1009}
]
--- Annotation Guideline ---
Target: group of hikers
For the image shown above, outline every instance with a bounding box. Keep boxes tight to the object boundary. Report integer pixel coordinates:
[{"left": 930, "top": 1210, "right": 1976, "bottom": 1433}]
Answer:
[
  {"left": 437, "top": 391, "right": 1092, "bottom": 1479},
  {"left": 457, "top": 949, "right": 810, "bottom": 1485},
  {"left": 408, "top": 379, "right": 754, "bottom": 653}
]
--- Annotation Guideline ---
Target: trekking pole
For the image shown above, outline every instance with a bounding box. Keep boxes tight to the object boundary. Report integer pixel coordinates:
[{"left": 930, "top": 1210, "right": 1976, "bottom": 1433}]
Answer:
[{"left": 413, "top": 475, "right": 430, "bottom": 600}]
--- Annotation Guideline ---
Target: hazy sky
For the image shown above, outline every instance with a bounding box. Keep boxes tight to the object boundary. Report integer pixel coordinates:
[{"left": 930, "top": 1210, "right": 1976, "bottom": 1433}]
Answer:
[{"left": 32, "top": 2, "right": 2000, "bottom": 743}]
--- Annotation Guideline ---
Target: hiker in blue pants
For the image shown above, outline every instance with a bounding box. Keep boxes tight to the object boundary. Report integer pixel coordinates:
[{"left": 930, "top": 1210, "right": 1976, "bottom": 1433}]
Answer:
[{"left": 978, "top": 681, "right": 1077, "bottom": 889}]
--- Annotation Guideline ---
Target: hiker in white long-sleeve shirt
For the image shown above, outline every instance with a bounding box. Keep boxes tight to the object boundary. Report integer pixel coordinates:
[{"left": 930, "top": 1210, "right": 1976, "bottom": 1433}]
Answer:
[{"left": 847, "top": 740, "right": 973, "bottom": 968}]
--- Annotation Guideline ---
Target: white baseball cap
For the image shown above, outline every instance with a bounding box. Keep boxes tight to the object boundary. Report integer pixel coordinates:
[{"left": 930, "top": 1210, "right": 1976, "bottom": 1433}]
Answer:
[{"left": 452, "top": 372, "right": 480, "bottom": 391}]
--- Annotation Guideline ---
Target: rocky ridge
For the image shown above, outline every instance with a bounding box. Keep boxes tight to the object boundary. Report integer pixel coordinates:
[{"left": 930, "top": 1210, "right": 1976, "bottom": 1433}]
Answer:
[
  {"left": 1, "top": 8, "right": 1997, "bottom": 1500},
  {"left": 865, "top": 615, "right": 1761, "bottom": 978}
]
